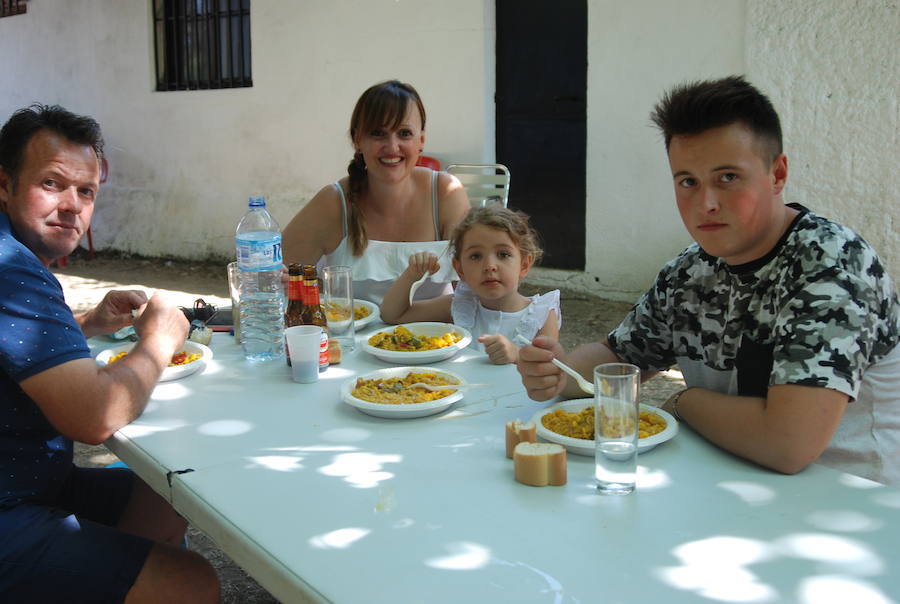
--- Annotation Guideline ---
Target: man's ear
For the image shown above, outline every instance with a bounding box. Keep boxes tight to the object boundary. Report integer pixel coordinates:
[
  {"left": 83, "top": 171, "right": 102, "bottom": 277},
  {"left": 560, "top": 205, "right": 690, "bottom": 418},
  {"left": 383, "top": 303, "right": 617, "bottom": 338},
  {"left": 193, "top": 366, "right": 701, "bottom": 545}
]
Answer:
[
  {"left": 0, "top": 166, "right": 11, "bottom": 212},
  {"left": 451, "top": 256, "right": 464, "bottom": 280},
  {"left": 520, "top": 253, "right": 535, "bottom": 278},
  {"left": 771, "top": 153, "right": 788, "bottom": 195}
]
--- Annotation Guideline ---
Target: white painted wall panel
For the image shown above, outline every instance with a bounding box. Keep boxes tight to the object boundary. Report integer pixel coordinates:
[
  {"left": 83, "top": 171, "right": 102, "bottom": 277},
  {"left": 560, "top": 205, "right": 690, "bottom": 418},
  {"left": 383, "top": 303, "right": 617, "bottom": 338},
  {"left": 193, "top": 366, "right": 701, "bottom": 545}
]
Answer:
[{"left": 1, "top": 0, "right": 895, "bottom": 298}]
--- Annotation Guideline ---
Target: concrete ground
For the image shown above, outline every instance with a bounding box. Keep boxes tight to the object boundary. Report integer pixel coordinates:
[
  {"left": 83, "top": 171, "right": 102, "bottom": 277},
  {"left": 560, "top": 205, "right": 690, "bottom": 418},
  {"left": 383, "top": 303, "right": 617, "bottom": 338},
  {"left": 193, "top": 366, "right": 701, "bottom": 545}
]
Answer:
[{"left": 54, "top": 251, "right": 684, "bottom": 603}]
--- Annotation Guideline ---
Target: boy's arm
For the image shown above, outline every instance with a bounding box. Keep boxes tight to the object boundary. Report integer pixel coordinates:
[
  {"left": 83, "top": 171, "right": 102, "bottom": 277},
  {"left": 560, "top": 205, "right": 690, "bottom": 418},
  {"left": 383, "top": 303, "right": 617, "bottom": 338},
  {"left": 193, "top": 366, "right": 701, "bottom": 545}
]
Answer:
[{"left": 661, "top": 384, "right": 847, "bottom": 474}]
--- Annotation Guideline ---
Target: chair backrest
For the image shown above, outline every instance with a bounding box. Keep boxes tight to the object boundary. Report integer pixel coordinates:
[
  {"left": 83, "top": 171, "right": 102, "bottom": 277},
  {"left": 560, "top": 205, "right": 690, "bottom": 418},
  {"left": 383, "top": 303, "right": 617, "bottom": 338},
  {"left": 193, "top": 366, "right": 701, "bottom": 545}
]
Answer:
[
  {"left": 446, "top": 163, "right": 510, "bottom": 208},
  {"left": 416, "top": 155, "right": 441, "bottom": 171}
]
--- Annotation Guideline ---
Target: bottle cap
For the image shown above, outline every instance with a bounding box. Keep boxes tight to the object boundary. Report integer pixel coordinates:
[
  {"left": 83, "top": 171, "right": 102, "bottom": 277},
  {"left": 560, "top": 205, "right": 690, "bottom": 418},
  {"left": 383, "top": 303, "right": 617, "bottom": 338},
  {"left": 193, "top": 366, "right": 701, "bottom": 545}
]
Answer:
[{"left": 248, "top": 196, "right": 266, "bottom": 207}]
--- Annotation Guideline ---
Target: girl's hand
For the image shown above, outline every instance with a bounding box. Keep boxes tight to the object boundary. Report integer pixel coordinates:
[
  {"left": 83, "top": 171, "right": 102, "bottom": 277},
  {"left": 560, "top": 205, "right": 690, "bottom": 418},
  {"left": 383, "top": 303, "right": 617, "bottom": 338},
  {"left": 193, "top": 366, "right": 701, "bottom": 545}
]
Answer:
[
  {"left": 477, "top": 334, "right": 519, "bottom": 365},
  {"left": 406, "top": 252, "right": 440, "bottom": 280}
]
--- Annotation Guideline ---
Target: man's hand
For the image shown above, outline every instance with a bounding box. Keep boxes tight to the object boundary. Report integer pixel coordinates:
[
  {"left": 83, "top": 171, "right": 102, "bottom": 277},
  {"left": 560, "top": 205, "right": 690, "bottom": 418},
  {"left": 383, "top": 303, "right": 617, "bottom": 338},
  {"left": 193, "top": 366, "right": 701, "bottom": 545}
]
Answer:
[
  {"left": 77, "top": 290, "right": 147, "bottom": 338},
  {"left": 133, "top": 292, "right": 189, "bottom": 355},
  {"left": 516, "top": 335, "right": 568, "bottom": 401},
  {"left": 477, "top": 334, "right": 518, "bottom": 365}
]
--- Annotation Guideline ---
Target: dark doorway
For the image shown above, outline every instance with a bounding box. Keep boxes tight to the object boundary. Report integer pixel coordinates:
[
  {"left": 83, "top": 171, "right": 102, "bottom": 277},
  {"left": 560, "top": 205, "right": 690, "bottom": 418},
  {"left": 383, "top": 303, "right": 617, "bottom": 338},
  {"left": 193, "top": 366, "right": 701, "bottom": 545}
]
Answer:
[{"left": 496, "top": 0, "right": 586, "bottom": 270}]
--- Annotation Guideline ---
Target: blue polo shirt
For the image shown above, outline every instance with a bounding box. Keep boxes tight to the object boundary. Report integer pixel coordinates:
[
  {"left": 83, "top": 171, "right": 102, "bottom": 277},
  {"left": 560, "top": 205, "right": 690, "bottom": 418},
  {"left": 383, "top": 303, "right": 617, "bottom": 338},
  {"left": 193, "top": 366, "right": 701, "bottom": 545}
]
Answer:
[{"left": 0, "top": 213, "right": 91, "bottom": 508}]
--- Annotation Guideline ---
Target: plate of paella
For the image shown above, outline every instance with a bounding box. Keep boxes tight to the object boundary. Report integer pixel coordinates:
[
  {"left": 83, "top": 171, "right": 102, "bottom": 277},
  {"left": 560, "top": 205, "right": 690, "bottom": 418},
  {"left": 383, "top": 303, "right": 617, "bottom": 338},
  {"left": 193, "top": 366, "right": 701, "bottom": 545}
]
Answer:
[
  {"left": 361, "top": 322, "right": 472, "bottom": 364},
  {"left": 341, "top": 366, "right": 467, "bottom": 418},
  {"left": 530, "top": 399, "right": 678, "bottom": 456},
  {"left": 96, "top": 340, "right": 212, "bottom": 382}
]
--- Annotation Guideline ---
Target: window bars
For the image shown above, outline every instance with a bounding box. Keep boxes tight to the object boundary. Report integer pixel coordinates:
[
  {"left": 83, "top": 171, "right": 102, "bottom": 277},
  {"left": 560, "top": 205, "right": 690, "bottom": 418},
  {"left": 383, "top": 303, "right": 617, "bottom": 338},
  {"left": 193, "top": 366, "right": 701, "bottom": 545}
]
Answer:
[
  {"left": 0, "top": 0, "right": 27, "bottom": 18},
  {"left": 153, "top": 0, "right": 252, "bottom": 91}
]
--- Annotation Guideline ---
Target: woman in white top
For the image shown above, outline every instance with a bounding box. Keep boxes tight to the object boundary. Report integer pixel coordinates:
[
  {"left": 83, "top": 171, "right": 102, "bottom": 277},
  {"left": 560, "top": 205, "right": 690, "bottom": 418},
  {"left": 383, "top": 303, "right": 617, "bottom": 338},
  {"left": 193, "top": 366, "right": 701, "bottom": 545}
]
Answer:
[{"left": 282, "top": 80, "right": 470, "bottom": 305}]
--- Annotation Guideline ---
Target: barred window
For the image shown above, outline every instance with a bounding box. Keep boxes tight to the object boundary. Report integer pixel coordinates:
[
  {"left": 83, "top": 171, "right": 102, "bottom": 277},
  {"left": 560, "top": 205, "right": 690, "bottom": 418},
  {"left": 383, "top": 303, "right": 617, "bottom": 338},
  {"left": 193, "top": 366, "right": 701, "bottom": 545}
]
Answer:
[
  {"left": 152, "top": 0, "right": 252, "bottom": 91},
  {"left": 1, "top": 0, "right": 27, "bottom": 18}
]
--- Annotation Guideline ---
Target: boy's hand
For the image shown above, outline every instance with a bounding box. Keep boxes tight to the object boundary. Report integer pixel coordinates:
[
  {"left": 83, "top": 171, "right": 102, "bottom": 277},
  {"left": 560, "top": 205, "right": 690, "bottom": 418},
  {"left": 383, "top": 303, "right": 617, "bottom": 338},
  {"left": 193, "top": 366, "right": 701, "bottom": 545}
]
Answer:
[
  {"left": 516, "top": 336, "right": 568, "bottom": 400},
  {"left": 406, "top": 252, "right": 441, "bottom": 280},
  {"left": 477, "top": 334, "right": 519, "bottom": 365}
]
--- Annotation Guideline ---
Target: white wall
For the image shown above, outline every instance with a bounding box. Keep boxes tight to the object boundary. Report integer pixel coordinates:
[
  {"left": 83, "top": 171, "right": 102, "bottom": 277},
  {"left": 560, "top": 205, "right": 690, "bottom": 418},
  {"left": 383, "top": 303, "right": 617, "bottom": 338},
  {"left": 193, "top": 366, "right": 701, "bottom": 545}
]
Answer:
[
  {"left": 0, "top": 0, "right": 494, "bottom": 259},
  {"left": 1, "top": 0, "right": 896, "bottom": 301},
  {"left": 746, "top": 0, "right": 900, "bottom": 284}
]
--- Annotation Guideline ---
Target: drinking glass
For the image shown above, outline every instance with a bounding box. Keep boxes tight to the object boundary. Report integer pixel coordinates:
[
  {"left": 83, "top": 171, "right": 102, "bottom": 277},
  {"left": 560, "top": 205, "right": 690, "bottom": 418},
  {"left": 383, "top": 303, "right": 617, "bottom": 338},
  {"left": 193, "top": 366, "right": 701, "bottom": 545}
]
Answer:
[
  {"left": 322, "top": 265, "right": 355, "bottom": 352},
  {"left": 226, "top": 262, "right": 242, "bottom": 343},
  {"left": 594, "top": 363, "right": 641, "bottom": 494}
]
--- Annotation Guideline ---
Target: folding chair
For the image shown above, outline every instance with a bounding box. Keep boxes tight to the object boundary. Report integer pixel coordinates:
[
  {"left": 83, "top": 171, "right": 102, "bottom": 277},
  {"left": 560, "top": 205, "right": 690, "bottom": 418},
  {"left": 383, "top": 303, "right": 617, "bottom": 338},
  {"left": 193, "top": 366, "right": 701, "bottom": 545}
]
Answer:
[{"left": 446, "top": 164, "right": 510, "bottom": 207}]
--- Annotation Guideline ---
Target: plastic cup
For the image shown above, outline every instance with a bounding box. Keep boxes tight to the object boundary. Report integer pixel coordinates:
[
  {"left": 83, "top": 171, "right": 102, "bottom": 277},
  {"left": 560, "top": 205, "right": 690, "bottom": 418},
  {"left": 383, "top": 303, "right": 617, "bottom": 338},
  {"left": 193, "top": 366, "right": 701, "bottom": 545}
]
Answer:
[
  {"left": 323, "top": 265, "right": 355, "bottom": 352},
  {"left": 285, "top": 325, "right": 322, "bottom": 383},
  {"left": 226, "top": 262, "right": 242, "bottom": 343},
  {"left": 594, "top": 363, "right": 641, "bottom": 494}
]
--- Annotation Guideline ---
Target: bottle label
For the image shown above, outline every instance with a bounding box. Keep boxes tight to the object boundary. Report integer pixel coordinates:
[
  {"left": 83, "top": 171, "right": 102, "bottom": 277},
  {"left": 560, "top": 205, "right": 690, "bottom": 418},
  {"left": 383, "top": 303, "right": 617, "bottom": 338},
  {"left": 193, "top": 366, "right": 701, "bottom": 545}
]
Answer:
[
  {"left": 288, "top": 279, "right": 303, "bottom": 301},
  {"left": 319, "top": 332, "right": 329, "bottom": 370},
  {"left": 236, "top": 232, "right": 282, "bottom": 272}
]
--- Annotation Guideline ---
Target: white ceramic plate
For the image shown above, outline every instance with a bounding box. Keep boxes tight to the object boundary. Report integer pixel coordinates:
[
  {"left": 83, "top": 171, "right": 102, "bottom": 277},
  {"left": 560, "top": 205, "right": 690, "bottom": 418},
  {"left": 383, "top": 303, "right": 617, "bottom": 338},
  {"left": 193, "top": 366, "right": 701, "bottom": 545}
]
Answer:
[
  {"left": 96, "top": 341, "right": 213, "bottom": 382},
  {"left": 530, "top": 399, "right": 678, "bottom": 457},
  {"left": 341, "top": 366, "right": 466, "bottom": 419},
  {"left": 361, "top": 322, "right": 472, "bottom": 365},
  {"left": 354, "top": 299, "right": 380, "bottom": 330}
]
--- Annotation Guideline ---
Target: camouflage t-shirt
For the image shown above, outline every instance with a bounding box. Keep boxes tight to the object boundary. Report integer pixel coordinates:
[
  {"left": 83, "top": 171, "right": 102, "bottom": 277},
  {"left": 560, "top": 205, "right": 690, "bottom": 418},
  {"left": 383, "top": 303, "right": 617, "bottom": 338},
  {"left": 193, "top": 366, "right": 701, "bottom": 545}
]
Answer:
[{"left": 608, "top": 204, "right": 900, "bottom": 485}]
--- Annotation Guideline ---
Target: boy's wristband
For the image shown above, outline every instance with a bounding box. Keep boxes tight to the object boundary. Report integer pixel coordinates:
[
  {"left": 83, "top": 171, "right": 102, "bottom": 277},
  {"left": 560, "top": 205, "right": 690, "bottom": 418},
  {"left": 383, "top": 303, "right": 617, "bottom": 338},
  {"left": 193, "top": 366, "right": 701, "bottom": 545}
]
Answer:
[{"left": 669, "top": 387, "right": 692, "bottom": 422}]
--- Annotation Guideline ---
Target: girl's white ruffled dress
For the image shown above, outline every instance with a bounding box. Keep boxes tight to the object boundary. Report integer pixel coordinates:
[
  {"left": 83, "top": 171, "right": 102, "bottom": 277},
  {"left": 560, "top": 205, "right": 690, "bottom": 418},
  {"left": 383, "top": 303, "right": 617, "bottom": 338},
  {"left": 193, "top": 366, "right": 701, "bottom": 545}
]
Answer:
[{"left": 450, "top": 282, "right": 561, "bottom": 352}]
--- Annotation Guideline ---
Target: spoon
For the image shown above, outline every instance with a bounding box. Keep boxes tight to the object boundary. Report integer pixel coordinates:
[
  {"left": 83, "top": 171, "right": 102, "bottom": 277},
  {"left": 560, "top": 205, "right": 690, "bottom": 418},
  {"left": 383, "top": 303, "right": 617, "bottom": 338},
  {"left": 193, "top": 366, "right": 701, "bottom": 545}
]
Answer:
[
  {"left": 515, "top": 335, "right": 594, "bottom": 395},
  {"left": 408, "top": 272, "right": 429, "bottom": 306},
  {"left": 404, "top": 382, "right": 491, "bottom": 392},
  {"left": 408, "top": 246, "right": 450, "bottom": 305}
]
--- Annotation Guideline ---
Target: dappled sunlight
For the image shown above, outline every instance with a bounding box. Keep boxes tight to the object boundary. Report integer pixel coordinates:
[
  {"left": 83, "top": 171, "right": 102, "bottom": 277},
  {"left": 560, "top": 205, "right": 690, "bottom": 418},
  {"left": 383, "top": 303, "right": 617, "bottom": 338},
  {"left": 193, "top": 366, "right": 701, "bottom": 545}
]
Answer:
[
  {"left": 806, "top": 510, "right": 883, "bottom": 533},
  {"left": 319, "top": 365, "right": 355, "bottom": 380},
  {"left": 266, "top": 445, "right": 358, "bottom": 453},
  {"left": 656, "top": 536, "right": 778, "bottom": 602},
  {"left": 838, "top": 474, "right": 884, "bottom": 489},
  {"left": 657, "top": 531, "right": 890, "bottom": 602},
  {"left": 425, "top": 542, "right": 491, "bottom": 571},
  {"left": 198, "top": 359, "right": 224, "bottom": 375},
  {"left": 775, "top": 534, "right": 884, "bottom": 575},
  {"left": 246, "top": 455, "right": 305, "bottom": 472},
  {"left": 637, "top": 466, "right": 672, "bottom": 490},
  {"left": 797, "top": 574, "right": 895, "bottom": 604},
  {"left": 319, "top": 452, "right": 401, "bottom": 488},
  {"left": 718, "top": 481, "right": 777, "bottom": 506},
  {"left": 435, "top": 441, "right": 476, "bottom": 450},
  {"left": 121, "top": 419, "right": 187, "bottom": 438},
  {"left": 150, "top": 381, "right": 193, "bottom": 400},
  {"left": 196, "top": 419, "right": 253, "bottom": 436},
  {"left": 309, "top": 527, "right": 371, "bottom": 550},
  {"left": 871, "top": 491, "right": 900, "bottom": 509},
  {"left": 319, "top": 427, "right": 372, "bottom": 443}
]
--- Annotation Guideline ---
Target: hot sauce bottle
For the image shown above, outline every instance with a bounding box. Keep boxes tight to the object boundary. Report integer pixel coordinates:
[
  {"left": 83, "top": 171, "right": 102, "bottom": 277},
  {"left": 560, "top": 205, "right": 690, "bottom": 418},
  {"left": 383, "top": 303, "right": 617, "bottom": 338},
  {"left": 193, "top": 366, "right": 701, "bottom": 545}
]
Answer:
[{"left": 301, "top": 264, "right": 330, "bottom": 372}]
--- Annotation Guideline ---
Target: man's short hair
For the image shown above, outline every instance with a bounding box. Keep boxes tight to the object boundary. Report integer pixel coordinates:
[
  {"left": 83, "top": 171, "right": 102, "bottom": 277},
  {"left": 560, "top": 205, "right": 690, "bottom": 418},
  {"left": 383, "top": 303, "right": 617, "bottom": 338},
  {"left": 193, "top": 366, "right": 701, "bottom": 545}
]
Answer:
[
  {"left": 650, "top": 75, "right": 783, "bottom": 163},
  {"left": 0, "top": 104, "right": 104, "bottom": 188}
]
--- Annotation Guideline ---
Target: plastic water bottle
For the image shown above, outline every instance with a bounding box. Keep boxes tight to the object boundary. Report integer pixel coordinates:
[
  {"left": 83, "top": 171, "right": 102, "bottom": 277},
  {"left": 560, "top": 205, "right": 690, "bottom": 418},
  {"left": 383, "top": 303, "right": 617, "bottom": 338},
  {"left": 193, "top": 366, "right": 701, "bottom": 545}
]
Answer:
[{"left": 235, "top": 196, "right": 285, "bottom": 362}]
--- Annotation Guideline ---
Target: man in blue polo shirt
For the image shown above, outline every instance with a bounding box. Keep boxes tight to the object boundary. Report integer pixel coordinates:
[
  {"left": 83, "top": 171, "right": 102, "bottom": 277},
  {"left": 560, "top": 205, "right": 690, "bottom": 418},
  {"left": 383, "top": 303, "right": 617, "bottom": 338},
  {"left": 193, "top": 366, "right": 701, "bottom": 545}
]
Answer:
[{"left": 0, "top": 105, "right": 219, "bottom": 601}]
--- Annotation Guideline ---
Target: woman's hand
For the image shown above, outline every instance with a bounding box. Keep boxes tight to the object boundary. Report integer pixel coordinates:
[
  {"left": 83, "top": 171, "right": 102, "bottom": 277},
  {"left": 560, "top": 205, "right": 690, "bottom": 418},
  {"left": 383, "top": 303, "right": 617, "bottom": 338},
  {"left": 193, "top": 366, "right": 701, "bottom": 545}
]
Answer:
[{"left": 478, "top": 334, "right": 519, "bottom": 365}]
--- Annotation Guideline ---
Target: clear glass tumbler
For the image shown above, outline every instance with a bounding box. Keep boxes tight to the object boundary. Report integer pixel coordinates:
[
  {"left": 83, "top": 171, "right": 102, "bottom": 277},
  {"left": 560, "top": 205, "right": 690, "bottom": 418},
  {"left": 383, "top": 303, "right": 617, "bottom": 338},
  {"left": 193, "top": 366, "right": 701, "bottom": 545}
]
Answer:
[
  {"left": 322, "top": 265, "right": 355, "bottom": 352},
  {"left": 594, "top": 363, "right": 641, "bottom": 494},
  {"left": 226, "top": 261, "right": 242, "bottom": 343}
]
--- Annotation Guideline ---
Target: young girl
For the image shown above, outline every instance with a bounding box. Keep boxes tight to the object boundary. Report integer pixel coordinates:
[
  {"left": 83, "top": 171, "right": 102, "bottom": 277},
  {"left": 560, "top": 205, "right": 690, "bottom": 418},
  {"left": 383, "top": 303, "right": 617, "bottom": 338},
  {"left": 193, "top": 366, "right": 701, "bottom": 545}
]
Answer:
[{"left": 380, "top": 206, "right": 560, "bottom": 364}]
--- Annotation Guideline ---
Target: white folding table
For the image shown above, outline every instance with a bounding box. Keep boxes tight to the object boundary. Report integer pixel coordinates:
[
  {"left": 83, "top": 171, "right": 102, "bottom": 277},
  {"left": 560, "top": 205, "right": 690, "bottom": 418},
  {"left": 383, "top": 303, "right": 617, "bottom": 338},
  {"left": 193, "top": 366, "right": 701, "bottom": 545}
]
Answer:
[{"left": 98, "top": 332, "right": 900, "bottom": 603}]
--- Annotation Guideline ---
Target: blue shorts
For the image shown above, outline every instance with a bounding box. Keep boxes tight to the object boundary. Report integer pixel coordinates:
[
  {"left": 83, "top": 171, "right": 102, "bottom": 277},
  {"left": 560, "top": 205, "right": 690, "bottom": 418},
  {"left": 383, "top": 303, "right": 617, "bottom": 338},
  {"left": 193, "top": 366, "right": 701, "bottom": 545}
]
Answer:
[{"left": 0, "top": 466, "right": 154, "bottom": 602}]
